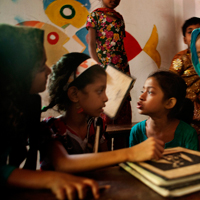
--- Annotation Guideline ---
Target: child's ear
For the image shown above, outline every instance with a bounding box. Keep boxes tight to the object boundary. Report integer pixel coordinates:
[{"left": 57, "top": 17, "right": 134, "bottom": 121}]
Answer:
[
  {"left": 67, "top": 86, "right": 79, "bottom": 103},
  {"left": 165, "top": 97, "right": 177, "bottom": 109}
]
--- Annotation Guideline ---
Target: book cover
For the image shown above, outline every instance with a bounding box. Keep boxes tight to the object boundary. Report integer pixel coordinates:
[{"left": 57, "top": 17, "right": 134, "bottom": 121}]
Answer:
[
  {"left": 119, "top": 147, "right": 200, "bottom": 197},
  {"left": 103, "top": 64, "right": 136, "bottom": 119}
]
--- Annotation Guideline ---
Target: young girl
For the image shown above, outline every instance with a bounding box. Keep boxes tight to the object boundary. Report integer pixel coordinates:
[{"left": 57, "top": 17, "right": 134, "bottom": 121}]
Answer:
[
  {"left": 0, "top": 24, "right": 100, "bottom": 200},
  {"left": 40, "top": 52, "right": 164, "bottom": 174},
  {"left": 86, "top": 0, "right": 131, "bottom": 125},
  {"left": 129, "top": 71, "right": 199, "bottom": 150}
]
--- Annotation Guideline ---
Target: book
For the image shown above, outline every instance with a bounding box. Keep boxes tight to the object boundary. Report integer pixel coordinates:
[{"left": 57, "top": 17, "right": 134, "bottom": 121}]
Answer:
[
  {"left": 119, "top": 147, "right": 200, "bottom": 197},
  {"left": 103, "top": 64, "right": 136, "bottom": 119}
]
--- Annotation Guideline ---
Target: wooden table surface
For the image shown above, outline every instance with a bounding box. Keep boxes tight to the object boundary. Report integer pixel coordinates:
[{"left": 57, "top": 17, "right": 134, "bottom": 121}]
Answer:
[{"left": 6, "top": 165, "right": 200, "bottom": 200}]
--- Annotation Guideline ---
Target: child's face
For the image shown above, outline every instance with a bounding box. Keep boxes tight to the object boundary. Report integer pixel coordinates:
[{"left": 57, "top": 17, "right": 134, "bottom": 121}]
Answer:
[
  {"left": 184, "top": 24, "right": 200, "bottom": 48},
  {"left": 102, "top": 0, "right": 120, "bottom": 9},
  {"left": 137, "top": 77, "right": 167, "bottom": 117},
  {"left": 29, "top": 51, "right": 51, "bottom": 94},
  {"left": 196, "top": 36, "right": 200, "bottom": 63},
  {"left": 78, "top": 74, "right": 108, "bottom": 117}
]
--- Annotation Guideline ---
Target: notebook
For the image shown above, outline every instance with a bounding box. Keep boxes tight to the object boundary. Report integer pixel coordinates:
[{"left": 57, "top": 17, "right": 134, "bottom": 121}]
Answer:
[
  {"left": 119, "top": 147, "right": 200, "bottom": 197},
  {"left": 103, "top": 64, "right": 135, "bottom": 119}
]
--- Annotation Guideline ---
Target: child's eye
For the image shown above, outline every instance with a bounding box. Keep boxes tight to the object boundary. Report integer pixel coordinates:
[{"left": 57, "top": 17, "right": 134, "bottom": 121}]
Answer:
[
  {"left": 141, "top": 90, "right": 144, "bottom": 94},
  {"left": 97, "top": 89, "right": 103, "bottom": 94}
]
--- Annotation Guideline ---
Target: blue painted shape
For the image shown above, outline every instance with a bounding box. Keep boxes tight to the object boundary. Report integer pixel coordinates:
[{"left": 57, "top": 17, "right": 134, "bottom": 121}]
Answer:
[
  {"left": 76, "top": 27, "right": 89, "bottom": 55},
  {"left": 76, "top": 0, "right": 91, "bottom": 10},
  {"left": 43, "top": 0, "right": 55, "bottom": 10}
]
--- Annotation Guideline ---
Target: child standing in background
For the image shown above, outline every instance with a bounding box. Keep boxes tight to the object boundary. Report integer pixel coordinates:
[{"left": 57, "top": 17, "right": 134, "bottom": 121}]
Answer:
[
  {"left": 129, "top": 71, "right": 198, "bottom": 151},
  {"left": 169, "top": 17, "right": 200, "bottom": 136},
  {"left": 40, "top": 52, "right": 164, "bottom": 174},
  {"left": 86, "top": 0, "right": 132, "bottom": 125}
]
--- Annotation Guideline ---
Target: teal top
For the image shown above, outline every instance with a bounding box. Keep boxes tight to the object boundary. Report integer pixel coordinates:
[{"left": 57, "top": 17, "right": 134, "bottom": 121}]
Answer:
[{"left": 129, "top": 120, "right": 199, "bottom": 150}]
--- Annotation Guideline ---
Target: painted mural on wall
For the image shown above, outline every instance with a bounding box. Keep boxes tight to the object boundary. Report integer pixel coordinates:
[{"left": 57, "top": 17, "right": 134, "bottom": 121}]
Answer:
[{"left": 13, "top": 0, "right": 161, "bottom": 68}]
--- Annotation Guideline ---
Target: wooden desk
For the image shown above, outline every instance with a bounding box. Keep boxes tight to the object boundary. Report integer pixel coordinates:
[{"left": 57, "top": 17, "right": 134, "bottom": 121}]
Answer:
[
  {"left": 106, "top": 122, "right": 137, "bottom": 150},
  {"left": 6, "top": 166, "right": 200, "bottom": 200}
]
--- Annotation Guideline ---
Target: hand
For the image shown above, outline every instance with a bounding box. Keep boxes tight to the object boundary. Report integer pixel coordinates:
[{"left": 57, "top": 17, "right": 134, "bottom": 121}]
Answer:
[
  {"left": 48, "top": 172, "right": 100, "bottom": 200},
  {"left": 129, "top": 137, "right": 164, "bottom": 162}
]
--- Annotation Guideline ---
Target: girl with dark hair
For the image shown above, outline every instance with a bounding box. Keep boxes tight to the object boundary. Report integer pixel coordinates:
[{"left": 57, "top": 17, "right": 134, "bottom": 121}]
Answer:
[
  {"left": 129, "top": 71, "right": 198, "bottom": 150},
  {"left": 40, "top": 52, "right": 164, "bottom": 173},
  {"left": 0, "top": 24, "right": 100, "bottom": 200}
]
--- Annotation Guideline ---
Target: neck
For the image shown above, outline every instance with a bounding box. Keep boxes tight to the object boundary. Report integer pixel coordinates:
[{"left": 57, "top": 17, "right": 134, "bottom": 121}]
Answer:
[
  {"left": 146, "top": 116, "right": 179, "bottom": 142},
  {"left": 61, "top": 105, "right": 89, "bottom": 139}
]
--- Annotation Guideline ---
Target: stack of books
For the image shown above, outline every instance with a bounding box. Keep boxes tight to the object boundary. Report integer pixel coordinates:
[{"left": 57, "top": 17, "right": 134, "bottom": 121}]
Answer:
[{"left": 119, "top": 147, "right": 200, "bottom": 197}]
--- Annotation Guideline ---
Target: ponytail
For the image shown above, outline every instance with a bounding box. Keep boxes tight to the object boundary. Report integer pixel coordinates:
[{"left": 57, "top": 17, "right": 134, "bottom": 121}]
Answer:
[{"left": 177, "top": 98, "right": 194, "bottom": 124}]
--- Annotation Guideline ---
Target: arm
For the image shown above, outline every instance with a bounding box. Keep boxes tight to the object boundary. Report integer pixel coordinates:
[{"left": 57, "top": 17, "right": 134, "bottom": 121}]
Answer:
[
  {"left": 7, "top": 168, "right": 99, "bottom": 200},
  {"left": 169, "top": 53, "right": 184, "bottom": 75},
  {"left": 48, "top": 138, "right": 164, "bottom": 174},
  {"left": 87, "top": 28, "right": 101, "bottom": 63}
]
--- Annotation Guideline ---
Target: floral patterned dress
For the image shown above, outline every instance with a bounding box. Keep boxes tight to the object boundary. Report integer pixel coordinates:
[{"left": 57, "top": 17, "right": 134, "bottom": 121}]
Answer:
[{"left": 86, "top": 8, "right": 130, "bottom": 74}]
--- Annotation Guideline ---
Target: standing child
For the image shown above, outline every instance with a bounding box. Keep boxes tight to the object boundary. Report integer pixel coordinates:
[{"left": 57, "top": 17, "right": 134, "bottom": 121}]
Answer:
[
  {"left": 0, "top": 24, "right": 100, "bottom": 200},
  {"left": 86, "top": 0, "right": 131, "bottom": 125},
  {"left": 169, "top": 17, "right": 200, "bottom": 135},
  {"left": 129, "top": 71, "right": 198, "bottom": 151},
  {"left": 40, "top": 52, "right": 164, "bottom": 173}
]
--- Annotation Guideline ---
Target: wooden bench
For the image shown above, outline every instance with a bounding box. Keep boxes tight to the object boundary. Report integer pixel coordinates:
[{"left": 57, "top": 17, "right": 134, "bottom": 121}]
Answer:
[{"left": 106, "top": 122, "right": 138, "bottom": 150}]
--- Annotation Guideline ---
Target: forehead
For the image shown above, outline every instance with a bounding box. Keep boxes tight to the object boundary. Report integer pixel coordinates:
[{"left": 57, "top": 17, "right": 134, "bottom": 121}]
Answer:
[
  {"left": 144, "top": 77, "right": 159, "bottom": 87},
  {"left": 186, "top": 24, "right": 200, "bottom": 32}
]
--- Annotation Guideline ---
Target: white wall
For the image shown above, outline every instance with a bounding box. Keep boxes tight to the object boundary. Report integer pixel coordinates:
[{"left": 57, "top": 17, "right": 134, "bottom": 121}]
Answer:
[{"left": 0, "top": 0, "right": 199, "bottom": 122}]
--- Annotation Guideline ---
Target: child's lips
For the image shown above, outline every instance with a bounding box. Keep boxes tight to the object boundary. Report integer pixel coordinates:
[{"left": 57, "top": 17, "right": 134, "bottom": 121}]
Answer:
[{"left": 137, "top": 102, "right": 142, "bottom": 109}]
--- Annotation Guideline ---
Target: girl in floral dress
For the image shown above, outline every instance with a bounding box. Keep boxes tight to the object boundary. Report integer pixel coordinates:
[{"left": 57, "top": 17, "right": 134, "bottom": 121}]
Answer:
[{"left": 86, "top": 0, "right": 132, "bottom": 125}]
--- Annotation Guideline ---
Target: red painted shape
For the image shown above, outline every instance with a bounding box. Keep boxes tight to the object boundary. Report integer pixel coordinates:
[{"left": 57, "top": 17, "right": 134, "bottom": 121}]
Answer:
[{"left": 124, "top": 31, "right": 142, "bottom": 61}]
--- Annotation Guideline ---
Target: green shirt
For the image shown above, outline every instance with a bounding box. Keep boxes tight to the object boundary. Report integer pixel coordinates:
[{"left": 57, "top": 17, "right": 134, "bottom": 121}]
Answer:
[{"left": 129, "top": 120, "right": 199, "bottom": 151}]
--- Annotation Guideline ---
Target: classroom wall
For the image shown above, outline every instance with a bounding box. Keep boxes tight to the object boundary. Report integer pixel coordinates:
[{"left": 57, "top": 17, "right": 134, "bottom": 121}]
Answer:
[{"left": 0, "top": 0, "right": 199, "bottom": 122}]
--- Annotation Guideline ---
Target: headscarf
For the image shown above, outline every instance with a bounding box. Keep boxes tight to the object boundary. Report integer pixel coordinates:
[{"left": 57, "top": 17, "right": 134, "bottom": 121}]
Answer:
[
  {"left": 0, "top": 24, "right": 45, "bottom": 94},
  {"left": 191, "top": 28, "right": 200, "bottom": 76}
]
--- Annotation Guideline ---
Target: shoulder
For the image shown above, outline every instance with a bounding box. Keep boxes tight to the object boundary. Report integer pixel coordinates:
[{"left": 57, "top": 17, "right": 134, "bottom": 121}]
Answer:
[
  {"left": 130, "top": 120, "right": 146, "bottom": 133},
  {"left": 177, "top": 120, "right": 197, "bottom": 135}
]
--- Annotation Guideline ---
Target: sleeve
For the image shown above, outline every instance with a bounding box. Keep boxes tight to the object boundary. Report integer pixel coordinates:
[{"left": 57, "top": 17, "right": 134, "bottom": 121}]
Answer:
[
  {"left": 86, "top": 11, "right": 98, "bottom": 30},
  {"left": 0, "top": 147, "right": 16, "bottom": 186},
  {"left": 129, "top": 122, "right": 144, "bottom": 147},
  {"left": 169, "top": 54, "right": 184, "bottom": 75},
  {"left": 185, "top": 128, "right": 199, "bottom": 151}
]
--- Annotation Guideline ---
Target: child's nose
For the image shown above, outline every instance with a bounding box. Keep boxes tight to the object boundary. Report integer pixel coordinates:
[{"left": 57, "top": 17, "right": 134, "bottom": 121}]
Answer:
[
  {"left": 104, "top": 92, "right": 108, "bottom": 102},
  {"left": 139, "top": 92, "right": 146, "bottom": 100},
  {"left": 46, "top": 65, "right": 51, "bottom": 75}
]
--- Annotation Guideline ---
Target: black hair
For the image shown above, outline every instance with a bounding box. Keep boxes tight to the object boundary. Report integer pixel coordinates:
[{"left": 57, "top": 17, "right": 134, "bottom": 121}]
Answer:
[
  {"left": 43, "top": 52, "right": 106, "bottom": 112},
  {"left": 148, "top": 71, "right": 193, "bottom": 123},
  {"left": 182, "top": 17, "right": 200, "bottom": 37}
]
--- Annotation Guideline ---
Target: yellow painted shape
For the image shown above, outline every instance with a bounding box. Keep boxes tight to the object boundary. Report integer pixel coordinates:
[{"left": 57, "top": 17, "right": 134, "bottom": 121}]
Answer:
[
  {"left": 143, "top": 25, "right": 161, "bottom": 68},
  {"left": 45, "top": 0, "right": 89, "bottom": 28},
  {"left": 41, "top": 23, "right": 69, "bottom": 67},
  {"left": 72, "top": 34, "right": 86, "bottom": 52}
]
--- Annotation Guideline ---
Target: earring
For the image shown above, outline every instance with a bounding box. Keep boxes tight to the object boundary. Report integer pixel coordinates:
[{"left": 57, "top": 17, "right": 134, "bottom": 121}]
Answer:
[{"left": 76, "top": 103, "right": 83, "bottom": 114}]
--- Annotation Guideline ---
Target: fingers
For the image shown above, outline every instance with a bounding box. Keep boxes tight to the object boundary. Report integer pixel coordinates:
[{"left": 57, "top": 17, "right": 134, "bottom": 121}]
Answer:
[
  {"left": 147, "top": 137, "right": 164, "bottom": 160},
  {"left": 82, "top": 179, "right": 100, "bottom": 199}
]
